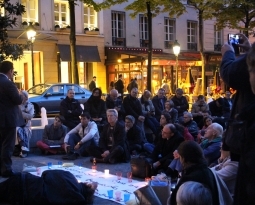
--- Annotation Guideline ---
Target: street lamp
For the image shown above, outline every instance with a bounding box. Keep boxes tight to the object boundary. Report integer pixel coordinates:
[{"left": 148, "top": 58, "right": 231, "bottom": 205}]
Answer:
[
  {"left": 173, "top": 40, "right": 180, "bottom": 90},
  {"left": 26, "top": 23, "right": 36, "bottom": 86}
]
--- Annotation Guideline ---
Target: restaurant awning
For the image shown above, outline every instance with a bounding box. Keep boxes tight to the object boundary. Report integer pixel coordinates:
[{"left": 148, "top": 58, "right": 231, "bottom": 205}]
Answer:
[{"left": 57, "top": 44, "right": 101, "bottom": 62}]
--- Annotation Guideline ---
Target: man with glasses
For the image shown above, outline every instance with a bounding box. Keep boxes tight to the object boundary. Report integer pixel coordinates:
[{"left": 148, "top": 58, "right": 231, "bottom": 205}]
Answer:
[
  {"left": 60, "top": 89, "right": 83, "bottom": 130},
  {"left": 36, "top": 115, "right": 67, "bottom": 154},
  {"left": 0, "top": 61, "right": 24, "bottom": 177}
]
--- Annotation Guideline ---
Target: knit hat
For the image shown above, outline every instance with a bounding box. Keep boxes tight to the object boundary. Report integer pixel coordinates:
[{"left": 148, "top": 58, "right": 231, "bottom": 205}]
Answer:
[{"left": 125, "top": 115, "right": 135, "bottom": 124}]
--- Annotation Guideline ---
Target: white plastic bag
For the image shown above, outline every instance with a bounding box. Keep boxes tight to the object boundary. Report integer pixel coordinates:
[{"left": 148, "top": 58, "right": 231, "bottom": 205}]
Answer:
[{"left": 41, "top": 107, "right": 48, "bottom": 126}]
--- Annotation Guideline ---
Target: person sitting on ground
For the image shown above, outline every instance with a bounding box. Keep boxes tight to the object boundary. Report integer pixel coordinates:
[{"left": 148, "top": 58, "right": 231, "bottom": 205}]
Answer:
[
  {"left": 36, "top": 115, "right": 68, "bottom": 155},
  {"left": 210, "top": 149, "right": 238, "bottom": 197},
  {"left": 139, "top": 90, "right": 160, "bottom": 136},
  {"left": 14, "top": 90, "right": 34, "bottom": 158},
  {"left": 151, "top": 123, "right": 184, "bottom": 174},
  {"left": 182, "top": 111, "right": 199, "bottom": 141},
  {"left": 170, "top": 141, "right": 219, "bottom": 205},
  {"left": 0, "top": 170, "right": 98, "bottom": 205},
  {"left": 191, "top": 95, "right": 210, "bottom": 125},
  {"left": 60, "top": 89, "right": 83, "bottom": 130},
  {"left": 125, "top": 115, "right": 144, "bottom": 155},
  {"left": 84, "top": 88, "right": 107, "bottom": 129},
  {"left": 143, "top": 111, "right": 172, "bottom": 154},
  {"left": 174, "top": 123, "right": 194, "bottom": 141},
  {"left": 105, "top": 89, "right": 125, "bottom": 123},
  {"left": 176, "top": 181, "right": 213, "bottom": 205},
  {"left": 163, "top": 100, "right": 178, "bottom": 123},
  {"left": 123, "top": 87, "right": 145, "bottom": 137},
  {"left": 197, "top": 116, "right": 213, "bottom": 143},
  {"left": 200, "top": 123, "right": 222, "bottom": 166},
  {"left": 171, "top": 88, "right": 189, "bottom": 121},
  {"left": 62, "top": 113, "right": 99, "bottom": 160},
  {"left": 152, "top": 88, "right": 167, "bottom": 121},
  {"left": 86, "top": 109, "right": 130, "bottom": 164}
]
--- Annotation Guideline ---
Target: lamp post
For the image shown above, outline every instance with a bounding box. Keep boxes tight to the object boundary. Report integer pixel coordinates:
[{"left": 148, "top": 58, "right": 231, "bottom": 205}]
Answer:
[
  {"left": 173, "top": 40, "right": 180, "bottom": 90},
  {"left": 26, "top": 23, "right": 36, "bottom": 86}
]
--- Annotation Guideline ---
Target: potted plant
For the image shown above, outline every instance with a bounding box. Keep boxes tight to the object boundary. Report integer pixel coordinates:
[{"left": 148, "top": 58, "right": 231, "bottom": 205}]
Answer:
[
  {"left": 34, "top": 22, "right": 40, "bottom": 29},
  {"left": 85, "top": 27, "right": 99, "bottom": 35},
  {"left": 22, "top": 21, "right": 28, "bottom": 29},
  {"left": 84, "top": 27, "right": 89, "bottom": 33},
  {"left": 65, "top": 25, "right": 71, "bottom": 31},
  {"left": 95, "top": 28, "right": 99, "bottom": 31},
  {"left": 55, "top": 24, "right": 60, "bottom": 31}
]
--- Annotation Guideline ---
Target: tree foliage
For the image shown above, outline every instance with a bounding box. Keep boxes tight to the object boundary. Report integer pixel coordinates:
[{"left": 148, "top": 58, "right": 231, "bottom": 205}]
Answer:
[
  {"left": 0, "top": 0, "right": 26, "bottom": 62},
  {"left": 213, "top": 0, "right": 255, "bottom": 37}
]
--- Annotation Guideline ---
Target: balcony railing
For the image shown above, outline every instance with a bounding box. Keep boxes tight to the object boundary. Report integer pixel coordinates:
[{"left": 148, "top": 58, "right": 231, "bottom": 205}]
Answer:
[
  {"left": 112, "top": 37, "right": 126, "bottom": 47},
  {"left": 188, "top": 43, "right": 197, "bottom": 51},
  {"left": 140, "top": 39, "right": 149, "bottom": 47}
]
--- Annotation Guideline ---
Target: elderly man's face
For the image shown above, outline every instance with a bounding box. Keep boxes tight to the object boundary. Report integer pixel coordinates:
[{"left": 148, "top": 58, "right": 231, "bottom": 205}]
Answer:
[
  {"left": 183, "top": 114, "right": 192, "bottom": 123},
  {"left": 158, "top": 90, "right": 165, "bottom": 98},
  {"left": 110, "top": 92, "right": 118, "bottom": 101},
  {"left": 67, "top": 90, "right": 75, "bottom": 99},
  {"left": 131, "top": 89, "right": 138, "bottom": 98},
  {"left": 204, "top": 124, "right": 216, "bottom": 140},
  {"left": 107, "top": 112, "right": 117, "bottom": 123},
  {"left": 125, "top": 119, "right": 133, "bottom": 129},
  {"left": 162, "top": 125, "right": 174, "bottom": 139}
]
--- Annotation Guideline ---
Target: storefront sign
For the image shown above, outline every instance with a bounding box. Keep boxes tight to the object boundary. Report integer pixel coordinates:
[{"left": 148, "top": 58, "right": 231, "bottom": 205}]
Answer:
[
  {"left": 209, "top": 56, "right": 222, "bottom": 62},
  {"left": 148, "top": 60, "right": 202, "bottom": 66}
]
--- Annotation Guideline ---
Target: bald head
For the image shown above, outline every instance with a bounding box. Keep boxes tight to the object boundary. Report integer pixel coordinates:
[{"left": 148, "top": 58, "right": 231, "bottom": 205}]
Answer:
[{"left": 110, "top": 89, "right": 118, "bottom": 101}]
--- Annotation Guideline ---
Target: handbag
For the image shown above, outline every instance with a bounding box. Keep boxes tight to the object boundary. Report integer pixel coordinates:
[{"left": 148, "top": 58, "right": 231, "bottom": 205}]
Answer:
[
  {"left": 130, "top": 155, "right": 152, "bottom": 178},
  {"left": 134, "top": 185, "right": 162, "bottom": 205},
  {"left": 150, "top": 179, "right": 170, "bottom": 205},
  {"left": 225, "top": 119, "right": 245, "bottom": 154}
]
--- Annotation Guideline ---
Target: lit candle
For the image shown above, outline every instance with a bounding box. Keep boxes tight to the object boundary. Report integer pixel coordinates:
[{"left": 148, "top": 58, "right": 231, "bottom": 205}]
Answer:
[{"left": 104, "top": 169, "right": 109, "bottom": 175}]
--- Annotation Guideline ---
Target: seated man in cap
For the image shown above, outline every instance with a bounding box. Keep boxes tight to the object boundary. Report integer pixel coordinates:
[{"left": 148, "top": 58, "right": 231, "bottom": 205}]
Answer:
[
  {"left": 36, "top": 115, "right": 68, "bottom": 155},
  {"left": 125, "top": 115, "right": 145, "bottom": 155}
]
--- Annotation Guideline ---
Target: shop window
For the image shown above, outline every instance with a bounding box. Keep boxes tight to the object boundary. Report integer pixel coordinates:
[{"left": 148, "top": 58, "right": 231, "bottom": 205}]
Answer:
[
  {"left": 187, "top": 21, "right": 197, "bottom": 51},
  {"left": 54, "top": 0, "right": 69, "bottom": 28},
  {"left": 112, "top": 11, "right": 125, "bottom": 46},
  {"left": 214, "top": 25, "right": 222, "bottom": 51},
  {"left": 84, "top": 4, "right": 97, "bottom": 30},
  {"left": 164, "top": 18, "right": 176, "bottom": 49},
  {"left": 21, "top": 0, "right": 38, "bottom": 23},
  {"left": 139, "top": 14, "right": 148, "bottom": 47}
]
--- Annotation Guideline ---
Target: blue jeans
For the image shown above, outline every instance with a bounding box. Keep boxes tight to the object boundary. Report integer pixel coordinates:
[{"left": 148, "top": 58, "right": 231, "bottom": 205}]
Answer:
[
  {"left": 68, "top": 133, "right": 94, "bottom": 156},
  {"left": 143, "top": 143, "right": 155, "bottom": 154}
]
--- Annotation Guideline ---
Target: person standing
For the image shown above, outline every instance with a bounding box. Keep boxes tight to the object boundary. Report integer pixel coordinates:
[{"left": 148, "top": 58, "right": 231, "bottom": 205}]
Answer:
[
  {"left": 88, "top": 76, "right": 96, "bottom": 91},
  {"left": 114, "top": 74, "right": 124, "bottom": 97},
  {"left": 0, "top": 61, "right": 24, "bottom": 177}
]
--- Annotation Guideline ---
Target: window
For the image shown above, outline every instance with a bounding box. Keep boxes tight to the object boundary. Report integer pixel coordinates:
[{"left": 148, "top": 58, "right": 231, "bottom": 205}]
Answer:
[
  {"left": 187, "top": 21, "right": 197, "bottom": 50},
  {"left": 84, "top": 4, "right": 97, "bottom": 30},
  {"left": 54, "top": 0, "right": 69, "bottom": 28},
  {"left": 21, "top": 0, "right": 38, "bottom": 23},
  {"left": 214, "top": 25, "right": 222, "bottom": 45},
  {"left": 112, "top": 11, "right": 125, "bottom": 46},
  {"left": 139, "top": 15, "right": 148, "bottom": 40},
  {"left": 66, "top": 85, "right": 85, "bottom": 94},
  {"left": 164, "top": 18, "right": 176, "bottom": 49},
  {"left": 46, "top": 85, "right": 64, "bottom": 96}
]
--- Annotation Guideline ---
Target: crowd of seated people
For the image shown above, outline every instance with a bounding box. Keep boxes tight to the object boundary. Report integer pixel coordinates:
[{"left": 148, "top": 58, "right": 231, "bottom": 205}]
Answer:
[{"left": 29, "top": 86, "right": 239, "bottom": 204}]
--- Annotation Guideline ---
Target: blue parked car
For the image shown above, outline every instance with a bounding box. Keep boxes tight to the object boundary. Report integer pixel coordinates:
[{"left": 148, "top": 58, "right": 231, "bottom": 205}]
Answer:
[{"left": 27, "top": 83, "right": 91, "bottom": 115}]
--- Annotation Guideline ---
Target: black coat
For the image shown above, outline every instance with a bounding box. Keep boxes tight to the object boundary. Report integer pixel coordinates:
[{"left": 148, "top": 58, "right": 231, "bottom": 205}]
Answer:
[
  {"left": 60, "top": 97, "right": 82, "bottom": 122},
  {"left": 84, "top": 98, "right": 106, "bottom": 121},
  {"left": 151, "top": 133, "right": 184, "bottom": 164},
  {"left": 105, "top": 95, "right": 125, "bottom": 120},
  {"left": 152, "top": 95, "right": 167, "bottom": 120},
  {"left": 99, "top": 121, "right": 130, "bottom": 162},
  {"left": 171, "top": 95, "right": 189, "bottom": 117},
  {"left": 0, "top": 74, "right": 24, "bottom": 128},
  {"left": 123, "top": 94, "right": 143, "bottom": 119},
  {"left": 170, "top": 163, "right": 219, "bottom": 205},
  {"left": 1, "top": 170, "right": 91, "bottom": 205},
  {"left": 126, "top": 124, "right": 144, "bottom": 146},
  {"left": 114, "top": 79, "right": 124, "bottom": 94}
]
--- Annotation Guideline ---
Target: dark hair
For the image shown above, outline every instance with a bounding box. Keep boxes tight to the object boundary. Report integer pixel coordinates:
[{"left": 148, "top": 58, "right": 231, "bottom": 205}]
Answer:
[
  {"left": 110, "top": 81, "right": 115, "bottom": 87},
  {"left": 178, "top": 141, "right": 206, "bottom": 165},
  {"left": 0, "top": 61, "right": 13, "bottom": 74},
  {"left": 197, "top": 95, "right": 204, "bottom": 100},
  {"left": 247, "top": 42, "right": 255, "bottom": 72},
  {"left": 81, "top": 112, "right": 91, "bottom": 119},
  {"left": 161, "top": 111, "right": 172, "bottom": 123},
  {"left": 92, "top": 88, "right": 102, "bottom": 97},
  {"left": 203, "top": 116, "right": 212, "bottom": 126},
  {"left": 168, "top": 123, "right": 177, "bottom": 134},
  {"left": 174, "top": 123, "right": 185, "bottom": 135},
  {"left": 118, "top": 74, "right": 122, "bottom": 78},
  {"left": 55, "top": 115, "right": 64, "bottom": 123}
]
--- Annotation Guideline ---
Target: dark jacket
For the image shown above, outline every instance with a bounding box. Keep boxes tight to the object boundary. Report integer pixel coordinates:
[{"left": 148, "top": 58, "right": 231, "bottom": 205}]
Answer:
[
  {"left": 60, "top": 97, "right": 82, "bottom": 122},
  {"left": 42, "top": 124, "right": 68, "bottom": 145},
  {"left": 151, "top": 133, "right": 184, "bottom": 164},
  {"left": 123, "top": 94, "right": 143, "bottom": 119},
  {"left": 182, "top": 120, "right": 198, "bottom": 140},
  {"left": 84, "top": 98, "right": 106, "bottom": 121},
  {"left": 171, "top": 95, "right": 189, "bottom": 117},
  {"left": 88, "top": 80, "right": 96, "bottom": 91},
  {"left": 127, "top": 80, "right": 138, "bottom": 93},
  {"left": 114, "top": 79, "right": 124, "bottom": 94},
  {"left": 233, "top": 103, "right": 255, "bottom": 205},
  {"left": 126, "top": 124, "right": 144, "bottom": 146},
  {"left": 0, "top": 74, "right": 24, "bottom": 127},
  {"left": 152, "top": 95, "right": 167, "bottom": 120},
  {"left": 208, "top": 99, "right": 230, "bottom": 118},
  {"left": 2, "top": 170, "right": 91, "bottom": 205},
  {"left": 163, "top": 108, "right": 178, "bottom": 123},
  {"left": 170, "top": 163, "right": 219, "bottom": 205},
  {"left": 99, "top": 121, "right": 130, "bottom": 162},
  {"left": 105, "top": 95, "right": 125, "bottom": 120}
]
